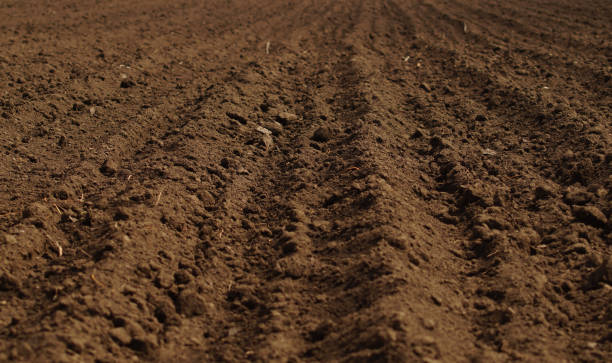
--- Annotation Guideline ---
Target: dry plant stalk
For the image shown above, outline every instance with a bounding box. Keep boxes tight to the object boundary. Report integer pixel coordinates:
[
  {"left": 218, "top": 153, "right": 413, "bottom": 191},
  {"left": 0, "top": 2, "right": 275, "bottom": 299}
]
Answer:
[
  {"left": 155, "top": 189, "right": 163, "bottom": 206},
  {"left": 44, "top": 232, "right": 63, "bottom": 257}
]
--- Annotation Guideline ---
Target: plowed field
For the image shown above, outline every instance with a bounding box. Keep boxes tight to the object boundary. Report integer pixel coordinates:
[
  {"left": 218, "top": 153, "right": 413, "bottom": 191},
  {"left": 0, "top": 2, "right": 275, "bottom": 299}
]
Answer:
[{"left": 0, "top": 0, "right": 611, "bottom": 361}]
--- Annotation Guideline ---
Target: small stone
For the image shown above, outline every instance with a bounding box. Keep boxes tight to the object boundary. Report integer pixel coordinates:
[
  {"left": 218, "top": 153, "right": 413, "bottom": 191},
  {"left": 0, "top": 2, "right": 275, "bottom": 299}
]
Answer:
[
  {"left": 586, "top": 342, "right": 598, "bottom": 349},
  {"left": 312, "top": 127, "right": 332, "bottom": 142},
  {"left": 276, "top": 111, "right": 298, "bottom": 125},
  {"left": 176, "top": 289, "right": 207, "bottom": 317},
  {"left": 100, "top": 159, "right": 118, "bottom": 176},
  {"left": 572, "top": 205, "right": 607, "bottom": 228},
  {"left": 109, "top": 327, "right": 132, "bottom": 345}
]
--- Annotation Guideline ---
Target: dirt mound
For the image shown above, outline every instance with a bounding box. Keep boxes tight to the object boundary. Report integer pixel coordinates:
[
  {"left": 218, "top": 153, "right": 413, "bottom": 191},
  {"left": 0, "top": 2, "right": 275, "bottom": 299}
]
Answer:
[{"left": 0, "top": 0, "right": 610, "bottom": 361}]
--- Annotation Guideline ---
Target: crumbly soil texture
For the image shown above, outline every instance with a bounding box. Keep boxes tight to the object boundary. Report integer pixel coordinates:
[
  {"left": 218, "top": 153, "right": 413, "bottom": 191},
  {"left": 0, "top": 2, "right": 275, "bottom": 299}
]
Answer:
[{"left": 0, "top": 0, "right": 611, "bottom": 362}]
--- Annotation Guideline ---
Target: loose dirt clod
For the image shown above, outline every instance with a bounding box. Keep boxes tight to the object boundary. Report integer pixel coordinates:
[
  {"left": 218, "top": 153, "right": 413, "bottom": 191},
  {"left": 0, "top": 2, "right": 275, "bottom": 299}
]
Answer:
[{"left": 312, "top": 127, "right": 331, "bottom": 142}]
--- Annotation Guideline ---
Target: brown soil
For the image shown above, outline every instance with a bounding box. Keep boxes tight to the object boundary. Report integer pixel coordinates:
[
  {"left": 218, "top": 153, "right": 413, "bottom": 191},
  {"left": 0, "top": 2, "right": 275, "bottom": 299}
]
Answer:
[{"left": 1, "top": 0, "right": 611, "bottom": 362}]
